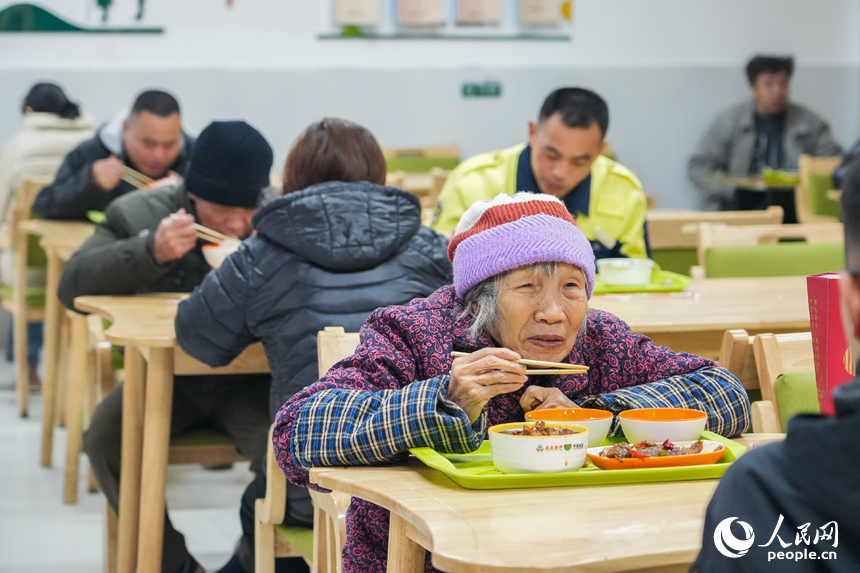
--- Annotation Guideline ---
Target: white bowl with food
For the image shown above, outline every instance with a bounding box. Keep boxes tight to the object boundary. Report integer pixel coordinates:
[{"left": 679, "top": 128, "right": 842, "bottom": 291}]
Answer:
[
  {"left": 488, "top": 421, "right": 589, "bottom": 474},
  {"left": 202, "top": 239, "right": 241, "bottom": 269},
  {"left": 596, "top": 258, "right": 655, "bottom": 286},
  {"left": 617, "top": 408, "right": 707, "bottom": 443}
]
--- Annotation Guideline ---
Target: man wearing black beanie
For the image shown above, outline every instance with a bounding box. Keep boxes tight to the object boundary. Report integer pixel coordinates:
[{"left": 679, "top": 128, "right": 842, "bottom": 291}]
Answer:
[{"left": 58, "top": 121, "right": 281, "bottom": 573}]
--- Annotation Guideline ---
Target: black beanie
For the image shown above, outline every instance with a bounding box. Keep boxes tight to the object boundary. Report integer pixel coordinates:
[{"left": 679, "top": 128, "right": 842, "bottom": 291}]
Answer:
[{"left": 184, "top": 121, "right": 273, "bottom": 208}]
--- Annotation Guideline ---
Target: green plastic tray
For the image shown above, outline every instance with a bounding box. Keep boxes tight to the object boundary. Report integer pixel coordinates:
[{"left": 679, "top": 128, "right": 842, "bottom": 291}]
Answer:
[
  {"left": 408, "top": 431, "right": 745, "bottom": 490},
  {"left": 87, "top": 210, "right": 106, "bottom": 224},
  {"left": 593, "top": 269, "right": 691, "bottom": 295}
]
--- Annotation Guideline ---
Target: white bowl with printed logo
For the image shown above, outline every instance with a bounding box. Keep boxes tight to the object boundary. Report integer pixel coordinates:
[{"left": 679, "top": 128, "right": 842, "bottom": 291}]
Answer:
[
  {"left": 488, "top": 422, "right": 589, "bottom": 474},
  {"left": 596, "top": 258, "right": 655, "bottom": 286}
]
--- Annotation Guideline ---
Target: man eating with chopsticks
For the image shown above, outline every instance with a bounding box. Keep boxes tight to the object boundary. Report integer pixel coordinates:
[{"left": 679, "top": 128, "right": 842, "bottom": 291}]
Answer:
[
  {"left": 57, "top": 120, "right": 274, "bottom": 573},
  {"left": 32, "top": 89, "right": 194, "bottom": 220}
]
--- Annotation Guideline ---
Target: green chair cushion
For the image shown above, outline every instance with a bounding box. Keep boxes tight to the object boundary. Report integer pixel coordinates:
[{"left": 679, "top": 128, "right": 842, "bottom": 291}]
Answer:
[
  {"left": 775, "top": 370, "right": 820, "bottom": 430},
  {"left": 807, "top": 173, "right": 842, "bottom": 221},
  {"left": 651, "top": 248, "right": 697, "bottom": 276},
  {"left": 0, "top": 284, "right": 46, "bottom": 308},
  {"left": 705, "top": 242, "right": 844, "bottom": 278},
  {"left": 274, "top": 524, "right": 314, "bottom": 559},
  {"left": 746, "top": 389, "right": 762, "bottom": 404},
  {"left": 170, "top": 428, "right": 234, "bottom": 447},
  {"left": 385, "top": 156, "right": 460, "bottom": 173},
  {"left": 26, "top": 233, "right": 48, "bottom": 268}
]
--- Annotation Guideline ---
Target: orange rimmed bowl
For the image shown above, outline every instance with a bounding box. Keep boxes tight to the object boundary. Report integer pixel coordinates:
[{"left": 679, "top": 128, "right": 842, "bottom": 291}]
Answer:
[
  {"left": 525, "top": 408, "right": 613, "bottom": 447},
  {"left": 202, "top": 240, "right": 240, "bottom": 269},
  {"left": 618, "top": 408, "right": 707, "bottom": 443},
  {"left": 488, "top": 422, "right": 589, "bottom": 474}
]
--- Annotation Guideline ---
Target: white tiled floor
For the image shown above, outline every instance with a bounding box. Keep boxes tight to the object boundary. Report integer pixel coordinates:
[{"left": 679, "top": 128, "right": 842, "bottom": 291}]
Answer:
[{"left": 0, "top": 360, "right": 254, "bottom": 572}]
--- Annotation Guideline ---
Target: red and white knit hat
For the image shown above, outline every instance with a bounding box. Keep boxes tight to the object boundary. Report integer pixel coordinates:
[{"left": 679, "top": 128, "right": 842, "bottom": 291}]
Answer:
[{"left": 448, "top": 193, "right": 596, "bottom": 299}]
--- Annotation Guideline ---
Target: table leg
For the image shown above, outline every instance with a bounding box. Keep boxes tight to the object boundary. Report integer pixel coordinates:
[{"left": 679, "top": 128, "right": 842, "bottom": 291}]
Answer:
[
  {"left": 63, "top": 312, "right": 90, "bottom": 504},
  {"left": 387, "top": 513, "right": 425, "bottom": 573},
  {"left": 13, "top": 229, "right": 30, "bottom": 418},
  {"left": 136, "top": 347, "right": 174, "bottom": 573},
  {"left": 117, "top": 346, "right": 146, "bottom": 573},
  {"left": 38, "top": 251, "right": 64, "bottom": 464}
]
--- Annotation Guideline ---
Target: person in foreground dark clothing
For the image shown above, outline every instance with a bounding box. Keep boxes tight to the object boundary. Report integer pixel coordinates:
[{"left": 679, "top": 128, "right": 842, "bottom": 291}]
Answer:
[
  {"left": 33, "top": 89, "right": 194, "bottom": 220},
  {"left": 64, "top": 120, "right": 273, "bottom": 573},
  {"left": 176, "top": 117, "right": 453, "bottom": 573},
  {"left": 693, "top": 157, "right": 860, "bottom": 572}
]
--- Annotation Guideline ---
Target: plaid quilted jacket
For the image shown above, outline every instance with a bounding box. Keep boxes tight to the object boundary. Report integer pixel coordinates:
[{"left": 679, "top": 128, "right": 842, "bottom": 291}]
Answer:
[{"left": 273, "top": 285, "right": 751, "bottom": 573}]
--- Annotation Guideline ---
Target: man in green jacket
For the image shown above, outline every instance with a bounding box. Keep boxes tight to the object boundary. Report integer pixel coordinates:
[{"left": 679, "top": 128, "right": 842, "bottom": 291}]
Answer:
[
  {"left": 432, "top": 87, "right": 649, "bottom": 259},
  {"left": 60, "top": 121, "right": 296, "bottom": 573}
]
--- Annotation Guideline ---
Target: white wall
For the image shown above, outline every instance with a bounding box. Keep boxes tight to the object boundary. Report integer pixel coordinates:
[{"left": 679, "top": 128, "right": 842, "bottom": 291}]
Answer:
[{"left": 2, "top": 0, "right": 859, "bottom": 208}]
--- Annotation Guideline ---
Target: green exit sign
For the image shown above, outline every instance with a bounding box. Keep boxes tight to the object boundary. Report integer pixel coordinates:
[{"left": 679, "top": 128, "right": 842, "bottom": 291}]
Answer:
[{"left": 462, "top": 81, "right": 502, "bottom": 98}]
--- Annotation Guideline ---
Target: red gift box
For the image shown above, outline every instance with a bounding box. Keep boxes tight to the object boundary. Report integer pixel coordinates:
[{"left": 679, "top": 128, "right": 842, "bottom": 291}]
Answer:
[{"left": 807, "top": 273, "right": 856, "bottom": 416}]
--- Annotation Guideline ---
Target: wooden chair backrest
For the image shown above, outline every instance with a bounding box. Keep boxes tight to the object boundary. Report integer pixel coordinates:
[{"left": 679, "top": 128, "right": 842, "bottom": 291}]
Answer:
[
  {"left": 9, "top": 176, "right": 52, "bottom": 250},
  {"left": 697, "top": 222, "right": 844, "bottom": 268},
  {"left": 317, "top": 326, "right": 361, "bottom": 377},
  {"left": 647, "top": 206, "right": 784, "bottom": 250},
  {"left": 752, "top": 332, "right": 814, "bottom": 432},
  {"left": 796, "top": 154, "right": 842, "bottom": 223},
  {"left": 718, "top": 329, "right": 757, "bottom": 390},
  {"left": 382, "top": 143, "right": 459, "bottom": 160}
]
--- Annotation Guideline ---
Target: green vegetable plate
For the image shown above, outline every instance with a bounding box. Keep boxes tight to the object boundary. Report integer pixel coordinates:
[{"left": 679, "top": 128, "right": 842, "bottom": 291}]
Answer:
[
  {"left": 408, "top": 431, "right": 745, "bottom": 490},
  {"left": 593, "top": 269, "right": 691, "bottom": 295},
  {"left": 87, "top": 210, "right": 106, "bottom": 224}
]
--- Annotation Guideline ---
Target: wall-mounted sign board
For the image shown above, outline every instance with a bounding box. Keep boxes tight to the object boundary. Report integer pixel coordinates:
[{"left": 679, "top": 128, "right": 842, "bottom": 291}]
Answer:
[
  {"left": 397, "top": 0, "right": 446, "bottom": 26},
  {"left": 457, "top": 0, "right": 502, "bottom": 25},
  {"left": 334, "top": 0, "right": 381, "bottom": 26}
]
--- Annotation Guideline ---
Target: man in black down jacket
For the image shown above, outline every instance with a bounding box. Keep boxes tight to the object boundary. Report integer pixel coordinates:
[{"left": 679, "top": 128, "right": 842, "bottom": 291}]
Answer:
[
  {"left": 33, "top": 89, "right": 194, "bottom": 220},
  {"left": 176, "top": 119, "right": 452, "bottom": 573},
  {"left": 62, "top": 121, "right": 274, "bottom": 573},
  {"left": 693, "top": 159, "right": 860, "bottom": 572}
]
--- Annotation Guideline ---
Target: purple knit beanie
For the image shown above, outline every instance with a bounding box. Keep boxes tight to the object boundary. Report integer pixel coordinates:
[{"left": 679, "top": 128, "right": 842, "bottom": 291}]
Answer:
[{"left": 447, "top": 193, "right": 596, "bottom": 300}]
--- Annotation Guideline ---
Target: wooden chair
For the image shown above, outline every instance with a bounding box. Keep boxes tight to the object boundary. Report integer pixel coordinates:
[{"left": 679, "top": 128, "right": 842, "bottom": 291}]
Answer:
[
  {"left": 753, "top": 332, "right": 818, "bottom": 432},
  {"left": 718, "top": 329, "right": 779, "bottom": 433},
  {"left": 256, "top": 326, "right": 360, "bottom": 573},
  {"left": 382, "top": 143, "right": 460, "bottom": 173},
  {"left": 0, "top": 176, "right": 52, "bottom": 417},
  {"left": 695, "top": 222, "right": 844, "bottom": 278},
  {"left": 647, "top": 207, "right": 783, "bottom": 275},
  {"left": 796, "top": 155, "right": 842, "bottom": 223}
]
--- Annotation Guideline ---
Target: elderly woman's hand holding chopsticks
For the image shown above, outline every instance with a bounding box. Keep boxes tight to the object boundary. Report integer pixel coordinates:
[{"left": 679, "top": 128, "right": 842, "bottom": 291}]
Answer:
[{"left": 448, "top": 348, "right": 529, "bottom": 423}]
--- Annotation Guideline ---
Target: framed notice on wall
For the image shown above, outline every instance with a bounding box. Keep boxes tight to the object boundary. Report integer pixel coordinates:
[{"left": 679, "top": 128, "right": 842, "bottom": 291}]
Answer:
[
  {"left": 397, "top": 0, "right": 446, "bottom": 26},
  {"left": 457, "top": 0, "right": 502, "bottom": 25},
  {"left": 334, "top": 0, "right": 381, "bottom": 26},
  {"left": 520, "top": 0, "right": 561, "bottom": 24}
]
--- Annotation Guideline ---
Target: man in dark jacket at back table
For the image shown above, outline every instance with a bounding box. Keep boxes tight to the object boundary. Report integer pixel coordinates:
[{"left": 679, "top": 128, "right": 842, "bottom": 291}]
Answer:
[
  {"left": 33, "top": 89, "right": 194, "bottom": 220},
  {"left": 59, "top": 121, "right": 274, "bottom": 573},
  {"left": 693, "top": 157, "right": 860, "bottom": 572}
]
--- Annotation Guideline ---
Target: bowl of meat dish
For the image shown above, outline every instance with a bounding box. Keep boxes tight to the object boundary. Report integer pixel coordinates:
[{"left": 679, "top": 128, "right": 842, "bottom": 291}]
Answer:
[
  {"left": 488, "top": 421, "right": 589, "bottom": 474},
  {"left": 587, "top": 439, "right": 727, "bottom": 470},
  {"left": 525, "top": 408, "right": 613, "bottom": 447},
  {"left": 202, "top": 239, "right": 241, "bottom": 269},
  {"left": 617, "top": 408, "right": 707, "bottom": 443}
]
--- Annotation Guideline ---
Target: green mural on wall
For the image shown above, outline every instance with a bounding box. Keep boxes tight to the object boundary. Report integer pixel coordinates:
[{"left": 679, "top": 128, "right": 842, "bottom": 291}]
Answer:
[{"left": 0, "top": 2, "right": 161, "bottom": 32}]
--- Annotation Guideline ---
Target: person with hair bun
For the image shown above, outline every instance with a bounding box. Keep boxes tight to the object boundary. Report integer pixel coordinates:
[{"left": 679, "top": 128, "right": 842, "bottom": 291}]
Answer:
[{"left": 0, "top": 82, "right": 95, "bottom": 385}]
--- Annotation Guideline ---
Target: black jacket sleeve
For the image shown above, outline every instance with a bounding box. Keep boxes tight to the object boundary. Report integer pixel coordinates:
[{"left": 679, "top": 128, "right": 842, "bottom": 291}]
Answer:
[
  {"left": 57, "top": 203, "right": 171, "bottom": 310},
  {"left": 32, "top": 138, "right": 113, "bottom": 220},
  {"left": 833, "top": 139, "right": 860, "bottom": 190},
  {"left": 175, "top": 243, "right": 257, "bottom": 367}
]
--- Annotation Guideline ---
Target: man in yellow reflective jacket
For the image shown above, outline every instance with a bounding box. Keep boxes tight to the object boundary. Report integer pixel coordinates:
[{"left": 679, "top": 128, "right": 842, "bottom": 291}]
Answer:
[{"left": 433, "top": 88, "right": 649, "bottom": 259}]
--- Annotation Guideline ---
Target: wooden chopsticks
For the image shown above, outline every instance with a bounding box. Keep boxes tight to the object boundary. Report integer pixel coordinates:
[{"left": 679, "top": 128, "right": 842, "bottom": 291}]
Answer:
[
  {"left": 120, "top": 166, "right": 154, "bottom": 189},
  {"left": 451, "top": 351, "right": 588, "bottom": 375},
  {"left": 193, "top": 223, "right": 230, "bottom": 245}
]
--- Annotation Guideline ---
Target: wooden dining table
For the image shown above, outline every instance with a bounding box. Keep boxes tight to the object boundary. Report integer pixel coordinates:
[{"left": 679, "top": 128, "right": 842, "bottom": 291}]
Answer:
[
  {"left": 590, "top": 275, "right": 810, "bottom": 360},
  {"left": 310, "top": 434, "right": 786, "bottom": 573},
  {"left": 14, "top": 219, "right": 94, "bottom": 464},
  {"left": 73, "top": 293, "right": 269, "bottom": 573}
]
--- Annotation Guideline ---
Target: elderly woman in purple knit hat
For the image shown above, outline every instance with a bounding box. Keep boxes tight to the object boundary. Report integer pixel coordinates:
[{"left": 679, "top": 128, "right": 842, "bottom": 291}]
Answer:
[{"left": 273, "top": 193, "right": 751, "bottom": 573}]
